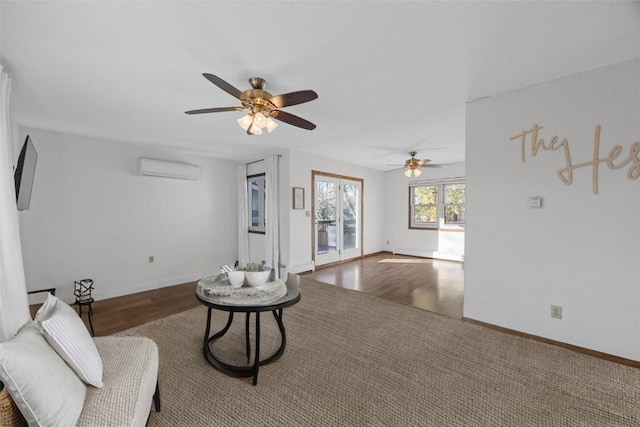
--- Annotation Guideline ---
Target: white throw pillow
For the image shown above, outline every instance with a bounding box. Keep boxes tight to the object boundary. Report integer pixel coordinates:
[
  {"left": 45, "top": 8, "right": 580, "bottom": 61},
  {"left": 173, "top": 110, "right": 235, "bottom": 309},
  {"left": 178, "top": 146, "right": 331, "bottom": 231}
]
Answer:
[
  {"left": 0, "top": 322, "right": 86, "bottom": 426},
  {"left": 35, "top": 293, "right": 104, "bottom": 387}
]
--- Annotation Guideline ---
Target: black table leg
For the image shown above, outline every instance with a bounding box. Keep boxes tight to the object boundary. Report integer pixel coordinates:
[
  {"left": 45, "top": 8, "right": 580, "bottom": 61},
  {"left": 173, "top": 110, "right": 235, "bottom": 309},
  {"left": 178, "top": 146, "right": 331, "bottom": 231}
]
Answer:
[
  {"left": 203, "top": 308, "right": 213, "bottom": 350},
  {"left": 203, "top": 309, "right": 234, "bottom": 358},
  {"left": 87, "top": 303, "right": 95, "bottom": 337},
  {"left": 202, "top": 307, "right": 289, "bottom": 386},
  {"left": 76, "top": 303, "right": 95, "bottom": 337},
  {"left": 245, "top": 312, "right": 251, "bottom": 364},
  {"left": 253, "top": 312, "right": 260, "bottom": 386},
  {"left": 259, "top": 309, "right": 287, "bottom": 366}
]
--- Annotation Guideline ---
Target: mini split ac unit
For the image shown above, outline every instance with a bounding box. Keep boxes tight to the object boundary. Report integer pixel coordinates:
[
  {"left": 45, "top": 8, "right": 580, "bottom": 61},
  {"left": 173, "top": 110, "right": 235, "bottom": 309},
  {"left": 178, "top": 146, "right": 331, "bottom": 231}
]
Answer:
[{"left": 138, "top": 158, "right": 199, "bottom": 180}]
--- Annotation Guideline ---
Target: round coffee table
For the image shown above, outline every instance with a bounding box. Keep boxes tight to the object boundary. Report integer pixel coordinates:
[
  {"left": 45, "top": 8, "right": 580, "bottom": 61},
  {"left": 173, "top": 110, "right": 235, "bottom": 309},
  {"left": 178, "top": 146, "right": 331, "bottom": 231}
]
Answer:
[{"left": 196, "top": 277, "right": 301, "bottom": 385}]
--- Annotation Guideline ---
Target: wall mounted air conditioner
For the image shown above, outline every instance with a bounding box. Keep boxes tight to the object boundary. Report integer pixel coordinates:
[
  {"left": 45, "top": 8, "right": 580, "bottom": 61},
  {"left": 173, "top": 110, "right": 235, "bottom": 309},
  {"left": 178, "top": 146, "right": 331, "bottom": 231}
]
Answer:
[{"left": 138, "top": 158, "right": 199, "bottom": 181}]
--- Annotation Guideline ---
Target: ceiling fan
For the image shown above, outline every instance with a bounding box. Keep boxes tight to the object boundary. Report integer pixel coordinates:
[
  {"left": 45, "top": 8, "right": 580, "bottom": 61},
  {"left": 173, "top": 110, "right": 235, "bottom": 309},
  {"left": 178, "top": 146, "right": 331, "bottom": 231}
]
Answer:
[
  {"left": 185, "top": 73, "right": 318, "bottom": 135},
  {"left": 387, "top": 151, "right": 446, "bottom": 177}
]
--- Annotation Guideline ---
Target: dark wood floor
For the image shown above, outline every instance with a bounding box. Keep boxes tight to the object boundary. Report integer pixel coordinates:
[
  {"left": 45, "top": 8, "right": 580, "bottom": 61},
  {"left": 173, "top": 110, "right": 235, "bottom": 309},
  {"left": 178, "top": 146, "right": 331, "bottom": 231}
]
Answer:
[
  {"left": 302, "top": 252, "right": 464, "bottom": 318},
  {"left": 29, "top": 252, "right": 463, "bottom": 336},
  {"left": 30, "top": 282, "right": 201, "bottom": 337}
]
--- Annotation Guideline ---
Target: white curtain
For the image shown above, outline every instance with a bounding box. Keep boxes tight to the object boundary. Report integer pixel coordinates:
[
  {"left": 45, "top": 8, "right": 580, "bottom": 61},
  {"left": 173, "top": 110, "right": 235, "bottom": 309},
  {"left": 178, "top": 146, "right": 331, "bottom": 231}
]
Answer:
[
  {"left": 237, "top": 164, "right": 250, "bottom": 267},
  {"left": 265, "top": 155, "right": 280, "bottom": 280},
  {"left": 0, "top": 66, "right": 30, "bottom": 342}
]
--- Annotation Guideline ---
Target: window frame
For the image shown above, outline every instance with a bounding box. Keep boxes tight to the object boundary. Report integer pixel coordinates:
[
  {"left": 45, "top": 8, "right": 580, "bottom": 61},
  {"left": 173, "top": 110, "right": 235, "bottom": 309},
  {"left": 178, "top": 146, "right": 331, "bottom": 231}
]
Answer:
[
  {"left": 409, "top": 180, "right": 465, "bottom": 230},
  {"left": 409, "top": 184, "right": 439, "bottom": 228},
  {"left": 247, "top": 173, "right": 266, "bottom": 234},
  {"left": 443, "top": 182, "right": 465, "bottom": 226}
]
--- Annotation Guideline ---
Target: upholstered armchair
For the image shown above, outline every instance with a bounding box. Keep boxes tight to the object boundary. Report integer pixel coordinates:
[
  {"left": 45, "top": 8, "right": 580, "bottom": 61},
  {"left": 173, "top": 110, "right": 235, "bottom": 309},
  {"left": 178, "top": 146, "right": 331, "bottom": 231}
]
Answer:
[{"left": 0, "top": 291, "right": 161, "bottom": 426}]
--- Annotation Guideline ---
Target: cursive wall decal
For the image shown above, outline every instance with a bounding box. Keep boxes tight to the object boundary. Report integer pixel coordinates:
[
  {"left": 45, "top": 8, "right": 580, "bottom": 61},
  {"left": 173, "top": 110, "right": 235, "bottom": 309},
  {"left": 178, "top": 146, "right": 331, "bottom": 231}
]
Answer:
[{"left": 510, "top": 124, "right": 640, "bottom": 194}]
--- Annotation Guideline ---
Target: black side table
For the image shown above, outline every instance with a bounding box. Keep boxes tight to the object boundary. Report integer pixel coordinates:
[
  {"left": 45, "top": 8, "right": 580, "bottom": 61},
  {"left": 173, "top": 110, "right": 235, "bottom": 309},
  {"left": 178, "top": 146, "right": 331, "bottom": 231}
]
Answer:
[
  {"left": 74, "top": 279, "right": 95, "bottom": 337},
  {"left": 196, "top": 278, "right": 301, "bottom": 385}
]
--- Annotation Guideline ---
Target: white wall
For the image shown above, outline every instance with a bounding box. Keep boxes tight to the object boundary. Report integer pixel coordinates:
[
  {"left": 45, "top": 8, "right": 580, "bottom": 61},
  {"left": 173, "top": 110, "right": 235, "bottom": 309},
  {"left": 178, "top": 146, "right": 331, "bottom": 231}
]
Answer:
[
  {"left": 465, "top": 59, "right": 640, "bottom": 360},
  {"left": 17, "top": 127, "right": 238, "bottom": 302},
  {"left": 383, "top": 162, "right": 465, "bottom": 261},
  {"left": 241, "top": 149, "right": 385, "bottom": 275},
  {"left": 287, "top": 149, "right": 385, "bottom": 273}
]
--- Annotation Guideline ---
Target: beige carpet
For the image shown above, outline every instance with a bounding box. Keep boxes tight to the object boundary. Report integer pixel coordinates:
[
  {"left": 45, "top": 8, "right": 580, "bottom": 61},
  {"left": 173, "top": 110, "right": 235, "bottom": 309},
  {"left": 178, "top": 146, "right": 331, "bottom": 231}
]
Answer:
[{"left": 120, "top": 278, "right": 640, "bottom": 426}]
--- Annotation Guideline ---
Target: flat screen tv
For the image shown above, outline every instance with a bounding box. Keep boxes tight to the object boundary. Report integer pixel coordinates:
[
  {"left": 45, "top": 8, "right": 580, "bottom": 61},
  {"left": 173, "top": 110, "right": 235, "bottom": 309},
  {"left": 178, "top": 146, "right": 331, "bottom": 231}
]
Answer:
[{"left": 14, "top": 135, "right": 37, "bottom": 211}]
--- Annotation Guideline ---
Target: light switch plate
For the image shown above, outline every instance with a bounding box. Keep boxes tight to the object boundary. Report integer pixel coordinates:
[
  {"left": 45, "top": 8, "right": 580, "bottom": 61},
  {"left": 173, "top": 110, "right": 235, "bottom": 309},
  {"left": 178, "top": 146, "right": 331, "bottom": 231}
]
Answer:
[{"left": 528, "top": 196, "right": 543, "bottom": 208}]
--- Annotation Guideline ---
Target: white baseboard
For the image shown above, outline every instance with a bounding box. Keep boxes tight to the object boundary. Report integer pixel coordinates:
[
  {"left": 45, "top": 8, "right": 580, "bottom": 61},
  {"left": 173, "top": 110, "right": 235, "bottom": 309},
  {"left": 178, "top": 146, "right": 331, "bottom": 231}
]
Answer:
[
  {"left": 393, "top": 247, "right": 464, "bottom": 262},
  {"left": 393, "top": 247, "right": 436, "bottom": 258},
  {"left": 288, "top": 261, "right": 315, "bottom": 274},
  {"left": 434, "top": 252, "right": 464, "bottom": 262},
  {"left": 91, "top": 274, "right": 200, "bottom": 302}
]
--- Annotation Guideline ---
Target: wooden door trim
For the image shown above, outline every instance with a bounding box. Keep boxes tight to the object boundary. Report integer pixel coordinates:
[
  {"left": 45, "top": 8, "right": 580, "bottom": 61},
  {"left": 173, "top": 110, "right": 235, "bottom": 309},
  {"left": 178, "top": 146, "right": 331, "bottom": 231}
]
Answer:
[{"left": 311, "top": 170, "right": 364, "bottom": 267}]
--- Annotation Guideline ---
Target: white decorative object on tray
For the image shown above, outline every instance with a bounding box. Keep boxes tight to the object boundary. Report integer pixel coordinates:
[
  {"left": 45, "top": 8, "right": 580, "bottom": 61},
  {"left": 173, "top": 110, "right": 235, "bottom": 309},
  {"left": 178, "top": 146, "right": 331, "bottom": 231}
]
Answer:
[
  {"left": 227, "top": 271, "right": 245, "bottom": 288},
  {"left": 197, "top": 275, "right": 286, "bottom": 305},
  {"left": 244, "top": 270, "right": 270, "bottom": 287}
]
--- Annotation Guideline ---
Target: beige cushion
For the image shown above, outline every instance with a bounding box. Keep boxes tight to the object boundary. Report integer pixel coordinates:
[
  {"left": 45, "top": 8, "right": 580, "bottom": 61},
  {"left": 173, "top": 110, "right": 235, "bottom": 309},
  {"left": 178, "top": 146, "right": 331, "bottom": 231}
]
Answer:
[
  {"left": 0, "top": 323, "right": 86, "bottom": 426},
  {"left": 35, "top": 293, "right": 103, "bottom": 387},
  {"left": 77, "top": 336, "right": 158, "bottom": 427}
]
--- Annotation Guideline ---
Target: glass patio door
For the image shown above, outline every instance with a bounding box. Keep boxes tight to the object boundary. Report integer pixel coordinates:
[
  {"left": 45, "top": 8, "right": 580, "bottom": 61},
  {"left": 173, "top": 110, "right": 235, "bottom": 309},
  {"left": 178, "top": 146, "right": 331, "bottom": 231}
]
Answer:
[{"left": 314, "top": 174, "right": 362, "bottom": 266}]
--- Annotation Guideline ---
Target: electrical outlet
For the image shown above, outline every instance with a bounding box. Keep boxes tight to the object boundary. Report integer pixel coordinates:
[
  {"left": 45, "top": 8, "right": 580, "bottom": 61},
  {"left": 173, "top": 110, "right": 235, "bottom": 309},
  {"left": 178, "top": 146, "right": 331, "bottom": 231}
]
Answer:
[
  {"left": 550, "top": 305, "right": 562, "bottom": 319},
  {"left": 149, "top": 256, "right": 154, "bottom": 263}
]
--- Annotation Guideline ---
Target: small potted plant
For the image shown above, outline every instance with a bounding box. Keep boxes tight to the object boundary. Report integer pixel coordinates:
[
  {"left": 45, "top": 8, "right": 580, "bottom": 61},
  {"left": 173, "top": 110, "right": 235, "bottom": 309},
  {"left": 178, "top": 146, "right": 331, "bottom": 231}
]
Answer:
[{"left": 241, "top": 261, "right": 271, "bottom": 287}]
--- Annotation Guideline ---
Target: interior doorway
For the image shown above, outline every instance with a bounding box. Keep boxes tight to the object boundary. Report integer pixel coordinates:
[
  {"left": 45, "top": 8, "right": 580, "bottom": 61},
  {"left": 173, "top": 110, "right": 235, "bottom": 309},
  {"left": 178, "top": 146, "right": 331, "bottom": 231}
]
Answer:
[{"left": 312, "top": 171, "right": 363, "bottom": 267}]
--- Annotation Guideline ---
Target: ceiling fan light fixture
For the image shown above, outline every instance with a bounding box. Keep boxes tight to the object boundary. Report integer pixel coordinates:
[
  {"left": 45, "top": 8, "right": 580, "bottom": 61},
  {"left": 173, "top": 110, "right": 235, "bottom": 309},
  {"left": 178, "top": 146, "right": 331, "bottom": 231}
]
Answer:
[
  {"left": 249, "top": 124, "right": 263, "bottom": 135},
  {"left": 404, "top": 166, "right": 423, "bottom": 178},
  {"left": 239, "top": 110, "right": 275, "bottom": 135},
  {"left": 237, "top": 114, "right": 253, "bottom": 131},
  {"left": 265, "top": 117, "right": 278, "bottom": 133},
  {"left": 253, "top": 112, "right": 267, "bottom": 127}
]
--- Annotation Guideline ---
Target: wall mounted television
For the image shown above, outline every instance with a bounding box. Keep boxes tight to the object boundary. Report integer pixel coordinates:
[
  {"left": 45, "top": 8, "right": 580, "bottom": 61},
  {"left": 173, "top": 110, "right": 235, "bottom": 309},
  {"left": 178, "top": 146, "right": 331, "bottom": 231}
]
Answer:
[{"left": 14, "top": 135, "right": 37, "bottom": 211}]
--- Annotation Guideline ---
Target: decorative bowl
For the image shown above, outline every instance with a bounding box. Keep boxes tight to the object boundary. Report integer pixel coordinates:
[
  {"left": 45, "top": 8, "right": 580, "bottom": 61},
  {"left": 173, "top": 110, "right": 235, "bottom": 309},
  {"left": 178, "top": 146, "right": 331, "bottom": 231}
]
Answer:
[
  {"left": 227, "top": 271, "right": 245, "bottom": 288},
  {"left": 244, "top": 269, "right": 271, "bottom": 287}
]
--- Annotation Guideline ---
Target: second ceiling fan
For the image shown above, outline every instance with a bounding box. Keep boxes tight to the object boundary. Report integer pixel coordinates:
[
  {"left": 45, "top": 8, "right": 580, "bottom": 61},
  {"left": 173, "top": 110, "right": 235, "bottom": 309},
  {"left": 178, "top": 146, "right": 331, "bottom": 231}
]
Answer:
[
  {"left": 185, "top": 73, "right": 318, "bottom": 135},
  {"left": 388, "top": 151, "right": 446, "bottom": 177}
]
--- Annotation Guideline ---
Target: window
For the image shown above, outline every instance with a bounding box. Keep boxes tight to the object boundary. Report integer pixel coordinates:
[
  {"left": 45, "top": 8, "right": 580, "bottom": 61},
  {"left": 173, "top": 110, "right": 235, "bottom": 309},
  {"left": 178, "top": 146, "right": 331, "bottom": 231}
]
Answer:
[
  {"left": 411, "top": 184, "right": 439, "bottom": 226},
  {"left": 410, "top": 181, "right": 465, "bottom": 229},
  {"left": 443, "top": 183, "right": 465, "bottom": 225},
  {"left": 248, "top": 174, "right": 266, "bottom": 233}
]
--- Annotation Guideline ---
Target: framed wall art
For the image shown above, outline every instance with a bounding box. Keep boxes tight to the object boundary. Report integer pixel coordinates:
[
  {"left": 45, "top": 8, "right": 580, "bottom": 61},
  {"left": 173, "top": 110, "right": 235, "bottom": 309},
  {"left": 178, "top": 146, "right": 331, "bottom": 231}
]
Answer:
[{"left": 293, "top": 187, "right": 304, "bottom": 209}]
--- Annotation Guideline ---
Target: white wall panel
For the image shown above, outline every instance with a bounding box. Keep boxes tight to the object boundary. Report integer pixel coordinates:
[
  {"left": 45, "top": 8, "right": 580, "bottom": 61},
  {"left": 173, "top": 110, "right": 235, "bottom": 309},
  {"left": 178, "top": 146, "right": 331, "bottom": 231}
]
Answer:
[
  {"left": 17, "top": 127, "right": 238, "bottom": 302},
  {"left": 383, "top": 161, "right": 466, "bottom": 262},
  {"left": 286, "top": 149, "right": 385, "bottom": 273},
  {"left": 465, "top": 59, "right": 640, "bottom": 360}
]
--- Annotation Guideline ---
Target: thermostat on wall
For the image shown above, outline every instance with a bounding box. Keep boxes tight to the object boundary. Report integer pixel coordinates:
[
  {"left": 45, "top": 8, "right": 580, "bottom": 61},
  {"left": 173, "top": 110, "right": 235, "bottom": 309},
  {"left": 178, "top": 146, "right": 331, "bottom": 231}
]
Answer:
[{"left": 528, "top": 196, "right": 543, "bottom": 209}]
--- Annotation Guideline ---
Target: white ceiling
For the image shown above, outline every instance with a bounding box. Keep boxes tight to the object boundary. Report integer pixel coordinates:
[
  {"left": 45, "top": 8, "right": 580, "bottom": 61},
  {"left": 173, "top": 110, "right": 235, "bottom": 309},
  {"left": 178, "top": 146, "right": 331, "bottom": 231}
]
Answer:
[{"left": 2, "top": 1, "right": 639, "bottom": 171}]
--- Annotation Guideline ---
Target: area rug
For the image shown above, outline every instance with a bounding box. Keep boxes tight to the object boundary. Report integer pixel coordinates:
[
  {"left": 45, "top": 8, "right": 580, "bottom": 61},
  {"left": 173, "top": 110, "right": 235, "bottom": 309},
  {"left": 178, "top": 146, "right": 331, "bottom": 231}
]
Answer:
[{"left": 119, "top": 278, "right": 640, "bottom": 426}]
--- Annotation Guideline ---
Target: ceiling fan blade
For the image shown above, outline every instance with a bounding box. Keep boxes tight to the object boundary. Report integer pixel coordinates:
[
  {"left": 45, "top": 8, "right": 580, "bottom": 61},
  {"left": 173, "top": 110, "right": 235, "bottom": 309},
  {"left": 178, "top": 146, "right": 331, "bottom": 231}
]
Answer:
[
  {"left": 271, "top": 110, "right": 316, "bottom": 130},
  {"left": 269, "top": 90, "right": 318, "bottom": 108},
  {"left": 423, "top": 164, "right": 448, "bottom": 168},
  {"left": 384, "top": 167, "right": 406, "bottom": 173},
  {"left": 202, "top": 73, "right": 251, "bottom": 102},
  {"left": 185, "top": 107, "right": 244, "bottom": 115}
]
